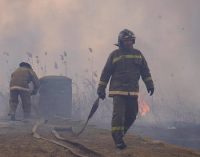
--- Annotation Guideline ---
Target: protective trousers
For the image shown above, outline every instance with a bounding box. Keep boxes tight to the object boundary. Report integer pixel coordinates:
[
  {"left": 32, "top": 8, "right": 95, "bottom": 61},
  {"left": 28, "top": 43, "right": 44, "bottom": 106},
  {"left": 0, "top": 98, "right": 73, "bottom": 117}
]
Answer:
[
  {"left": 9, "top": 90, "right": 31, "bottom": 118},
  {"left": 111, "top": 95, "right": 138, "bottom": 145}
]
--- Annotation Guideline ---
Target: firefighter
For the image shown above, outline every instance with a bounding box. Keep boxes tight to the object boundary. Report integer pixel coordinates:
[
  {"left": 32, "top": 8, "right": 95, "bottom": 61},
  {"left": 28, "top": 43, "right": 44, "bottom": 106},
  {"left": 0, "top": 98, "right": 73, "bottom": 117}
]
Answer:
[
  {"left": 97, "top": 29, "right": 154, "bottom": 149},
  {"left": 8, "top": 62, "right": 40, "bottom": 120}
]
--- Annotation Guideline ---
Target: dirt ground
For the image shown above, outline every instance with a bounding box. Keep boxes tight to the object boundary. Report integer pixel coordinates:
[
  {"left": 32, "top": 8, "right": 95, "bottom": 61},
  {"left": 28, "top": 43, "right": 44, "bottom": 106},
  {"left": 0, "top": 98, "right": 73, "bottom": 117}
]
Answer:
[{"left": 0, "top": 118, "right": 200, "bottom": 157}]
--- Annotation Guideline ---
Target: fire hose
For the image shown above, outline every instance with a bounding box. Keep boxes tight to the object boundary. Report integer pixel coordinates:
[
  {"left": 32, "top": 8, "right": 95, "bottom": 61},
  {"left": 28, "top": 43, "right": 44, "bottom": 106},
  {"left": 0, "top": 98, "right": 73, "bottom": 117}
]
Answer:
[
  {"left": 32, "top": 118, "right": 104, "bottom": 157},
  {"left": 76, "top": 97, "right": 100, "bottom": 136},
  {"left": 32, "top": 119, "right": 88, "bottom": 157},
  {"left": 50, "top": 97, "right": 100, "bottom": 136}
]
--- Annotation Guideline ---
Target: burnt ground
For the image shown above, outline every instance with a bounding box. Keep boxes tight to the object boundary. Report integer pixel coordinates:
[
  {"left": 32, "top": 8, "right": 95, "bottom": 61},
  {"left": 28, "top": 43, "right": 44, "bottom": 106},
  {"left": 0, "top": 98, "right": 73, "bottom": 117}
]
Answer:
[
  {"left": 132, "top": 123, "right": 200, "bottom": 151},
  {"left": 0, "top": 117, "right": 200, "bottom": 157}
]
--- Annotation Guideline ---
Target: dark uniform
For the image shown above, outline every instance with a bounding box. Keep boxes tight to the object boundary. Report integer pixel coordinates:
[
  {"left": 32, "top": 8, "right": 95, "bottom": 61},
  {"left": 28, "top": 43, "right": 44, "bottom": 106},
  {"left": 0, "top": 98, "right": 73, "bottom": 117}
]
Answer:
[
  {"left": 97, "top": 29, "right": 154, "bottom": 149},
  {"left": 9, "top": 62, "right": 39, "bottom": 120}
]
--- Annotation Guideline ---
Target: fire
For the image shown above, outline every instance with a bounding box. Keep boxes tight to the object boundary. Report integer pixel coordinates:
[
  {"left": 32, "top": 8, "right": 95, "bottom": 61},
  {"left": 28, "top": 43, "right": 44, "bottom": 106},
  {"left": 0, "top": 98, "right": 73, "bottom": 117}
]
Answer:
[{"left": 139, "top": 98, "right": 150, "bottom": 116}]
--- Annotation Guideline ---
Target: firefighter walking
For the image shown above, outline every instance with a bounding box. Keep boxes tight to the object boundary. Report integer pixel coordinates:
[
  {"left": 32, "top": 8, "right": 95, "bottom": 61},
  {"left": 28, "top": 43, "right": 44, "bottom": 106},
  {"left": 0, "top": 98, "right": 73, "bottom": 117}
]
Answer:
[
  {"left": 8, "top": 62, "right": 40, "bottom": 120},
  {"left": 97, "top": 29, "right": 154, "bottom": 149}
]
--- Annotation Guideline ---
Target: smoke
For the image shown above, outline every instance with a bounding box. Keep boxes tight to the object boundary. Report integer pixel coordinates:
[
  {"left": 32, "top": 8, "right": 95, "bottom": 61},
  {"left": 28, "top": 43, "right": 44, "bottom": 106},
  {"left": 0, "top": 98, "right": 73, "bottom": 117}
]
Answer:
[{"left": 0, "top": 0, "right": 200, "bottom": 123}]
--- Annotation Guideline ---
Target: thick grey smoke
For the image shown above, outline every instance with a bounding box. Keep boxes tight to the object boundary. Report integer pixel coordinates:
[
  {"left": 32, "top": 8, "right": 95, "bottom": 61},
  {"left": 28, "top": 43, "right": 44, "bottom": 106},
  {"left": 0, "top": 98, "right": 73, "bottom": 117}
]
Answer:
[{"left": 0, "top": 0, "right": 200, "bottom": 123}]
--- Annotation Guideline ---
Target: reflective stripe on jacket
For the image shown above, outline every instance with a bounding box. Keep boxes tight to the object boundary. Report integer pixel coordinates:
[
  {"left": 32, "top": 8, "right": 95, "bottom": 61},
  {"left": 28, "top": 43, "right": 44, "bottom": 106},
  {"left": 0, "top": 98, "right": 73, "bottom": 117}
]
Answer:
[
  {"left": 10, "top": 86, "right": 31, "bottom": 92},
  {"left": 98, "top": 48, "right": 154, "bottom": 97}
]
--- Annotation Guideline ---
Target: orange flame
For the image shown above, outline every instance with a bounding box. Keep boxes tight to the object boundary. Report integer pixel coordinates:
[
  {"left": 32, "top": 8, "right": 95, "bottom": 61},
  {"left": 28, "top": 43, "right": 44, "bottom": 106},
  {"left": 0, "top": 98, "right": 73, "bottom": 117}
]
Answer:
[{"left": 139, "top": 99, "right": 150, "bottom": 116}]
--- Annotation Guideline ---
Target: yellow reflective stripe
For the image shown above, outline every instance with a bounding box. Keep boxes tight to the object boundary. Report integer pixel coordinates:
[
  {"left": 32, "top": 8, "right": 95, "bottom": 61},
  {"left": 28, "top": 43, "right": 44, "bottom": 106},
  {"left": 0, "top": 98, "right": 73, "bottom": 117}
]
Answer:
[
  {"left": 112, "top": 56, "right": 124, "bottom": 63},
  {"left": 112, "top": 55, "right": 142, "bottom": 64},
  {"left": 10, "top": 86, "right": 31, "bottom": 92},
  {"left": 125, "top": 54, "right": 142, "bottom": 59},
  {"left": 112, "top": 126, "right": 124, "bottom": 132},
  {"left": 99, "top": 81, "right": 107, "bottom": 86},
  {"left": 144, "top": 77, "right": 152, "bottom": 82},
  {"left": 109, "top": 91, "right": 139, "bottom": 96}
]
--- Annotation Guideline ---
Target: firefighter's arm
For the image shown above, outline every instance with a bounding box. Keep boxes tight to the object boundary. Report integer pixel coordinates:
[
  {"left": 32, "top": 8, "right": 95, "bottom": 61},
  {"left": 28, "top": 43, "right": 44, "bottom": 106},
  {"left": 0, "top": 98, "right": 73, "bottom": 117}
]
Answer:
[
  {"left": 140, "top": 54, "right": 154, "bottom": 95},
  {"left": 97, "top": 54, "right": 114, "bottom": 99},
  {"left": 98, "top": 54, "right": 114, "bottom": 88},
  {"left": 30, "top": 70, "right": 40, "bottom": 95}
]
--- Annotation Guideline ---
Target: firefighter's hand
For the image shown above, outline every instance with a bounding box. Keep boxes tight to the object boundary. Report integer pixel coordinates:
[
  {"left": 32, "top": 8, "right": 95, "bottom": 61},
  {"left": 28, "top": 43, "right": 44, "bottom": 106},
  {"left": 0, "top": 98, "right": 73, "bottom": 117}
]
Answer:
[
  {"left": 147, "top": 88, "right": 154, "bottom": 96},
  {"left": 31, "top": 89, "right": 37, "bottom": 95},
  {"left": 97, "top": 86, "right": 106, "bottom": 100}
]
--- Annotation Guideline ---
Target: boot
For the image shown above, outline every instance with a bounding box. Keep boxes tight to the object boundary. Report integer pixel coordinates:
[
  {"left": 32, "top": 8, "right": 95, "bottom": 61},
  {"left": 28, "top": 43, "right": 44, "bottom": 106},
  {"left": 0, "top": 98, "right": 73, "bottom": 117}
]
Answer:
[
  {"left": 112, "top": 132, "right": 127, "bottom": 150},
  {"left": 10, "top": 114, "right": 15, "bottom": 121},
  {"left": 8, "top": 109, "right": 16, "bottom": 121},
  {"left": 116, "top": 140, "right": 127, "bottom": 150}
]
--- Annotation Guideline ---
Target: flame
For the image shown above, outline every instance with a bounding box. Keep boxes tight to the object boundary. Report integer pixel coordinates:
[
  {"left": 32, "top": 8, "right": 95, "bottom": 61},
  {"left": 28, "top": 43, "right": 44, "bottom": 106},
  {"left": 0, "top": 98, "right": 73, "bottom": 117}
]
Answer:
[{"left": 139, "top": 98, "right": 150, "bottom": 116}]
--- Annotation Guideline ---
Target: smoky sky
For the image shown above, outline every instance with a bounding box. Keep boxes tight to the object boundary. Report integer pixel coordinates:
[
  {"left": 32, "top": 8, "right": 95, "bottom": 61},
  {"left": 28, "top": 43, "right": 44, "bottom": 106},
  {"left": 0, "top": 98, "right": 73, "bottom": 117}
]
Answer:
[{"left": 0, "top": 0, "right": 200, "bottom": 121}]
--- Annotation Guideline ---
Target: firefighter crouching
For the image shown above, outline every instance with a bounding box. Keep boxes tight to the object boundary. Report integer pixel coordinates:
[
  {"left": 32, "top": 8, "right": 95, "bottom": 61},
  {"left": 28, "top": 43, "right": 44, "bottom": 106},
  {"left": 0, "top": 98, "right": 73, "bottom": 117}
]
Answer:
[
  {"left": 8, "top": 62, "right": 40, "bottom": 120},
  {"left": 97, "top": 29, "right": 154, "bottom": 149}
]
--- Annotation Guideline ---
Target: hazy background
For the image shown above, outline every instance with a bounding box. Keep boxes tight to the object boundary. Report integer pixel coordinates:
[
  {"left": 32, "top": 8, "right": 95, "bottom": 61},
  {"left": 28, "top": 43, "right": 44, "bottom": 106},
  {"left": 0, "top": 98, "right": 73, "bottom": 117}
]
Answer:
[{"left": 0, "top": 0, "right": 200, "bottom": 124}]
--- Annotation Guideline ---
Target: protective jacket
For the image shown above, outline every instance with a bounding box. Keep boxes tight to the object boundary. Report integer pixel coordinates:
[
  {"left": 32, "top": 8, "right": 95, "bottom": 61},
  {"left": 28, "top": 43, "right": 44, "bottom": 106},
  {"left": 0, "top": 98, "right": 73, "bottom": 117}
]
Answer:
[
  {"left": 98, "top": 47, "right": 154, "bottom": 97},
  {"left": 10, "top": 67, "right": 39, "bottom": 93}
]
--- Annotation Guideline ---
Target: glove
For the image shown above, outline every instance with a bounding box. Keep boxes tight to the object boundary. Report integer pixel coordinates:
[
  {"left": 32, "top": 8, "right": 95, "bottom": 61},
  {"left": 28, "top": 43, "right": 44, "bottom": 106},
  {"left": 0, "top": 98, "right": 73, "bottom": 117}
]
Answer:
[
  {"left": 97, "top": 86, "right": 106, "bottom": 100},
  {"left": 147, "top": 88, "right": 154, "bottom": 96}
]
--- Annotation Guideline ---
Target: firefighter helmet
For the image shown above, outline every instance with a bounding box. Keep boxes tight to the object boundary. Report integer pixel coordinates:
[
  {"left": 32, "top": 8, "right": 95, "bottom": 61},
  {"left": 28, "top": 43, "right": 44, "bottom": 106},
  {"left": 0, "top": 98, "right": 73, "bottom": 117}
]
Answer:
[{"left": 117, "top": 29, "right": 136, "bottom": 47}]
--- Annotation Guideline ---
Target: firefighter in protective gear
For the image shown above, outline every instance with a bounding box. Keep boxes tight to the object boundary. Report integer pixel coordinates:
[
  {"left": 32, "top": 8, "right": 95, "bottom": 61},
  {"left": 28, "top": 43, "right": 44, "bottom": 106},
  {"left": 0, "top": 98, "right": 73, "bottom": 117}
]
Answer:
[
  {"left": 97, "top": 29, "right": 154, "bottom": 149},
  {"left": 8, "top": 62, "right": 40, "bottom": 120}
]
